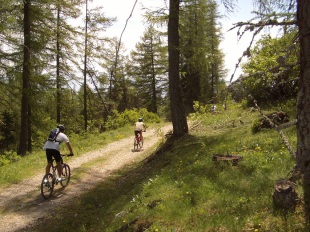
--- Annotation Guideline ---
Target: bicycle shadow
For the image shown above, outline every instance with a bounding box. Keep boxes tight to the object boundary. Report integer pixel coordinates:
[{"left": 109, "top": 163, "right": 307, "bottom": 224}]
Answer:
[
  {"left": 0, "top": 183, "right": 69, "bottom": 218},
  {"left": 39, "top": 184, "right": 69, "bottom": 202},
  {"left": 131, "top": 148, "right": 144, "bottom": 152},
  {"left": 51, "top": 185, "right": 69, "bottom": 197}
]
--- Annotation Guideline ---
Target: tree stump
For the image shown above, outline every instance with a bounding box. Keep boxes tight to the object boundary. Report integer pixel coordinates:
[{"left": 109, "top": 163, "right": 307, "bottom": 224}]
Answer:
[{"left": 272, "top": 178, "right": 298, "bottom": 212}]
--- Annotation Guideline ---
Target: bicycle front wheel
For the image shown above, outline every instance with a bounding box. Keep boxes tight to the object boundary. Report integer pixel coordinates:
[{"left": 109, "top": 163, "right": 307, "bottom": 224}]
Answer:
[
  {"left": 139, "top": 137, "right": 144, "bottom": 148},
  {"left": 134, "top": 137, "right": 139, "bottom": 150},
  {"left": 41, "top": 173, "right": 54, "bottom": 199},
  {"left": 60, "top": 164, "right": 71, "bottom": 187}
]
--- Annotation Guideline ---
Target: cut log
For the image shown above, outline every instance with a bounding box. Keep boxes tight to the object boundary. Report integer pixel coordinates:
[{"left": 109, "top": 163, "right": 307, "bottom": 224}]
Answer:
[{"left": 212, "top": 154, "right": 243, "bottom": 166}]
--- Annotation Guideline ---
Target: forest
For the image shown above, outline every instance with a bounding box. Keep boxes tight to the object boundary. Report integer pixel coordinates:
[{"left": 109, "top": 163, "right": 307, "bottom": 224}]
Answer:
[
  {"left": 3, "top": 0, "right": 310, "bottom": 229},
  {"left": 0, "top": 0, "right": 226, "bottom": 156}
]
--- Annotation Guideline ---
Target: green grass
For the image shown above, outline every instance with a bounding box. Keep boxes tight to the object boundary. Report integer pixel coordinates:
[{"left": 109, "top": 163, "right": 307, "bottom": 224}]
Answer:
[{"left": 2, "top": 104, "right": 306, "bottom": 231}]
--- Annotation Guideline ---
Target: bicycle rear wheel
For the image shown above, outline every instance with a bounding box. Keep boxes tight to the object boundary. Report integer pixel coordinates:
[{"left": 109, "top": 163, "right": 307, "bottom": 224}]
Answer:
[
  {"left": 60, "top": 164, "right": 71, "bottom": 187},
  {"left": 41, "top": 173, "right": 54, "bottom": 199}
]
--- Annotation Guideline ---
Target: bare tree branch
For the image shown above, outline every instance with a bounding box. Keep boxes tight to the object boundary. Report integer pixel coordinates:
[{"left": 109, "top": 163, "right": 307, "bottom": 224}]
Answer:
[
  {"left": 114, "top": 0, "right": 139, "bottom": 71},
  {"left": 229, "top": 19, "right": 296, "bottom": 33}
]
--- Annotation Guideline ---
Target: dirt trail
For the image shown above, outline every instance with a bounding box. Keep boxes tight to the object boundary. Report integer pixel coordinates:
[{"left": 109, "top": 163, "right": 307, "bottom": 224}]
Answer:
[{"left": 0, "top": 125, "right": 171, "bottom": 232}]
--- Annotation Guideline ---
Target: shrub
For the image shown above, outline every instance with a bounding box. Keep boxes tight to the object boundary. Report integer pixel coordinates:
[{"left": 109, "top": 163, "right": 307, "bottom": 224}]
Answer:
[
  {"left": 0, "top": 111, "right": 17, "bottom": 152},
  {"left": 104, "top": 108, "right": 160, "bottom": 131},
  {"left": 0, "top": 151, "right": 21, "bottom": 167}
]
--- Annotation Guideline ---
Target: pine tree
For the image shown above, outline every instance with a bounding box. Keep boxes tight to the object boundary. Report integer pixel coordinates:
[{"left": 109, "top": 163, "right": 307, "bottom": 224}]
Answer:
[
  {"left": 179, "top": 0, "right": 226, "bottom": 113},
  {"left": 55, "top": 0, "right": 84, "bottom": 124},
  {"left": 129, "top": 25, "right": 168, "bottom": 113},
  {"left": 82, "top": 1, "right": 114, "bottom": 131}
]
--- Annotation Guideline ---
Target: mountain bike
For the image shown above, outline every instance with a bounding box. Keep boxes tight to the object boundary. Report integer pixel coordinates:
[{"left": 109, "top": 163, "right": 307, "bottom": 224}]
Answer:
[
  {"left": 134, "top": 131, "right": 145, "bottom": 150},
  {"left": 41, "top": 154, "right": 72, "bottom": 199}
]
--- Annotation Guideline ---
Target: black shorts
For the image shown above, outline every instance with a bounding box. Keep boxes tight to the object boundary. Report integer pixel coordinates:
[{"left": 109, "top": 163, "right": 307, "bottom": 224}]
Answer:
[{"left": 46, "top": 149, "right": 62, "bottom": 163}]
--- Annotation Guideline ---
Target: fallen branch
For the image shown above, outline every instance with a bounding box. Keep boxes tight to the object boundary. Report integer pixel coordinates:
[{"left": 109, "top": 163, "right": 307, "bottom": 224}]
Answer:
[
  {"left": 189, "top": 121, "right": 202, "bottom": 130},
  {"left": 250, "top": 95, "right": 296, "bottom": 158},
  {"left": 276, "top": 119, "right": 297, "bottom": 130}
]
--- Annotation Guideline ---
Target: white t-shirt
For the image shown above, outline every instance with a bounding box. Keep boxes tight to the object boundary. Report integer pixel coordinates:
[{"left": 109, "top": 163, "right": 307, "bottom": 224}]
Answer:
[
  {"left": 43, "top": 132, "right": 69, "bottom": 151},
  {"left": 134, "top": 122, "right": 145, "bottom": 131}
]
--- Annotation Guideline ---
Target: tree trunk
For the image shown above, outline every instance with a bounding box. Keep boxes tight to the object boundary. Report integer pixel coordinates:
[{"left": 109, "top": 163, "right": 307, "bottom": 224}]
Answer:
[
  {"left": 150, "top": 36, "right": 158, "bottom": 113},
  {"left": 168, "top": 0, "right": 188, "bottom": 137},
  {"left": 18, "top": 0, "right": 31, "bottom": 156},
  {"left": 83, "top": 0, "right": 88, "bottom": 131},
  {"left": 27, "top": 105, "right": 32, "bottom": 152},
  {"left": 56, "top": 3, "right": 61, "bottom": 124},
  {"left": 296, "top": 0, "right": 310, "bottom": 223}
]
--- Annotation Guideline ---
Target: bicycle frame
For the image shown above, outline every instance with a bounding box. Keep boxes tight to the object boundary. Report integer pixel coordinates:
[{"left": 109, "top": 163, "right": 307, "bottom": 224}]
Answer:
[{"left": 134, "top": 132, "right": 143, "bottom": 150}]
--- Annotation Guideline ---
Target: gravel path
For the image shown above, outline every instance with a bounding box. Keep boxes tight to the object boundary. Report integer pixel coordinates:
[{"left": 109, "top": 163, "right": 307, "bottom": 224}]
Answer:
[{"left": 0, "top": 125, "right": 172, "bottom": 232}]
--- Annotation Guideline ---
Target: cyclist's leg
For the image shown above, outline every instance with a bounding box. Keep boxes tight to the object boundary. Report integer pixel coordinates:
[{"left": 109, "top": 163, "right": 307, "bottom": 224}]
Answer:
[
  {"left": 134, "top": 131, "right": 139, "bottom": 149},
  {"left": 53, "top": 150, "right": 63, "bottom": 177},
  {"left": 45, "top": 149, "right": 53, "bottom": 175},
  {"left": 56, "top": 161, "right": 62, "bottom": 177},
  {"left": 134, "top": 130, "right": 139, "bottom": 138},
  {"left": 138, "top": 130, "right": 142, "bottom": 141},
  {"left": 140, "top": 131, "right": 143, "bottom": 147},
  {"left": 45, "top": 163, "right": 52, "bottom": 175}
]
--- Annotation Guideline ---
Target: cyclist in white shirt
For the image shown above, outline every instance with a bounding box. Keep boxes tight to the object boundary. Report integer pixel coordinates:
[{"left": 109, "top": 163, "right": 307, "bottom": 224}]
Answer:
[
  {"left": 134, "top": 118, "right": 146, "bottom": 139},
  {"left": 43, "top": 124, "right": 74, "bottom": 182}
]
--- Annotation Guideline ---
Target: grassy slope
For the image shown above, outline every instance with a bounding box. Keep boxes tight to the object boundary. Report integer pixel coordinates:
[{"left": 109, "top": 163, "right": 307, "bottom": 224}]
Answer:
[{"left": 10, "top": 103, "right": 307, "bottom": 231}]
